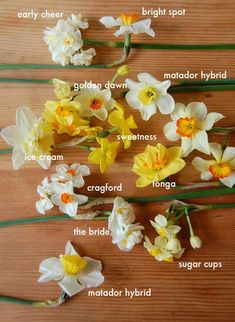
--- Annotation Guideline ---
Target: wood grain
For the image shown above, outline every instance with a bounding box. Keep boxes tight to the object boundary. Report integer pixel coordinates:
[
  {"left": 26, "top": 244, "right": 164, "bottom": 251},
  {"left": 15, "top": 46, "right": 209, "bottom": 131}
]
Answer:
[{"left": 0, "top": 1, "right": 235, "bottom": 321}]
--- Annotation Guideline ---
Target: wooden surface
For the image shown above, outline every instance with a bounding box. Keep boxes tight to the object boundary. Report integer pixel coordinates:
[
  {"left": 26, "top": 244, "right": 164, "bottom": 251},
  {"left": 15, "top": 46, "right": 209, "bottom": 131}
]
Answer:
[{"left": 1, "top": 1, "right": 235, "bottom": 321}]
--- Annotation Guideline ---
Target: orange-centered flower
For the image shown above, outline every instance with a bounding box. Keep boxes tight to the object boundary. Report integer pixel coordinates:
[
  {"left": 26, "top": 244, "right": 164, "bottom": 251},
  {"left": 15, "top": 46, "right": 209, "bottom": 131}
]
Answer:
[
  {"left": 66, "top": 168, "right": 76, "bottom": 176},
  {"left": 209, "top": 162, "right": 232, "bottom": 178},
  {"left": 61, "top": 192, "right": 73, "bottom": 204},
  {"left": 121, "top": 14, "right": 139, "bottom": 26},
  {"left": 176, "top": 117, "right": 196, "bottom": 137},
  {"left": 89, "top": 98, "right": 103, "bottom": 110}
]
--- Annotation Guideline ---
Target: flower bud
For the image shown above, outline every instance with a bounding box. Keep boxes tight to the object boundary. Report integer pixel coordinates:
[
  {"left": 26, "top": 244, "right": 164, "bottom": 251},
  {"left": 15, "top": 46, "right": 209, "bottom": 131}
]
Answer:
[
  {"left": 166, "top": 237, "right": 181, "bottom": 253},
  {"left": 117, "top": 65, "right": 129, "bottom": 76},
  {"left": 190, "top": 236, "right": 202, "bottom": 249}
]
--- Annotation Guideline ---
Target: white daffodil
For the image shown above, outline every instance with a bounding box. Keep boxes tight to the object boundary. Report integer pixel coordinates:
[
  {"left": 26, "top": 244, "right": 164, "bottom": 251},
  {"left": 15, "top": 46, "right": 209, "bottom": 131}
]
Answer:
[
  {"left": 166, "top": 237, "right": 182, "bottom": 253},
  {"left": 35, "top": 177, "right": 54, "bottom": 214},
  {"left": 100, "top": 14, "right": 155, "bottom": 37},
  {"left": 52, "top": 79, "right": 71, "bottom": 100},
  {"left": 51, "top": 181, "right": 88, "bottom": 217},
  {"left": 71, "top": 48, "right": 96, "bottom": 66},
  {"left": 150, "top": 214, "right": 181, "bottom": 239},
  {"left": 51, "top": 163, "right": 90, "bottom": 188},
  {"left": 38, "top": 241, "right": 104, "bottom": 297},
  {"left": 75, "top": 88, "right": 114, "bottom": 121},
  {"left": 0, "top": 106, "right": 54, "bottom": 170},
  {"left": 144, "top": 236, "right": 184, "bottom": 262},
  {"left": 108, "top": 196, "right": 135, "bottom": 230},
  {"left": 111, "top": 223, "right": 144, "bottom": 252},
  {"left": 164, "top": 102, "right": 224, "bottom": 157},
  {"left": 67, "top": 13, "right": 89, "bottom": 30},
  {"left": 44, "top": 19, "right": 83, "bottom": 66},
  {"left": 192, "top": 142, "right": 235, "bottom": 187},
  {"left": 125, "top": 73, "right": 175, "bottom": 121}
]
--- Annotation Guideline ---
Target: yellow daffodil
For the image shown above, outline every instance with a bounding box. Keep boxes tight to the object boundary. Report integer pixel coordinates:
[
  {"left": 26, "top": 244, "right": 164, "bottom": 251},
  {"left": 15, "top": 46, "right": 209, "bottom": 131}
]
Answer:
[
  {"left": 132, "top": 143, "right": 186, "bottom": 187},
  {"left": 43, "top": 99, "right": 89, "bottom": 136},
  {"left": 108, "top": 103, "right": 137, "bottom": 149},
  {"left": 88, "top": 137, "right": 120, "bottom": 173}
]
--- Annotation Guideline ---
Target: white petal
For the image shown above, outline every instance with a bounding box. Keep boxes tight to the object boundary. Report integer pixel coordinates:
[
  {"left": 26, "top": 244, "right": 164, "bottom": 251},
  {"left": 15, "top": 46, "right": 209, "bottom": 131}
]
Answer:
[
  {"left": 137, "top": 73, "right": 161, "bottom": 86},
  {"left": 61, "top": 202, "right": 78, "bottom": 217},
  {"left": 38, "top": 257, "right": 64, "bottom": 282},
  {"left": 181, "top": 137, "right": 193, "bottom": 157},
  {"left": 163, "top": 121, "right": 180, "bottom": 141},
  {"left": 82, "top": 257, "right": 102, "bottom": 274},
  {"left": 199, "top": 112, "right": 224, "bottom": 131},
  {"left": 171, "top": 103, "right": 186, "bottom": 121},
  {"left": 16, "top": 106, "right": 37, "bottom": 130},
  {"left": 222, "top": 147, "right": 235, "bottom": 163},
  {"left": 37, "top": 158, "right": 51, "bottom": 169},
  {"left": 114, "top": 25, "right": 130, "bottom": 37},
  {"left": 12, "top": 147, "right": 25, "bottom": 169},
  {"left": 125, "top": 79, "right": 141, "bottom": 90},
  {"left": 154, "top": 214, "right": 167, "bottom": 227},
  {"left": 132, "top": 19, "right": 155, "bottom": 37},
  {"left": 156, "top": 94, "right": 175, "bottom": 115},
  {"left": 58, "top": 275, "right": 84, "bottom": 297},
  {"left": 201, "top": 171, "right": 213, "bottom": 180},
  {"left": 99, "top": 16, "right": 119, "bottom": 28},
  {"left": 75, "top": 194, "right": 88, "bottom": 205},
  {"left": 209, "top": 143, "right": 222, "bottom": 162},
  {"left": 77, "top": 271, "right": 104, "bottom": 288},
  {"left": 125, "top": 89, "right": 142, "bottom": 110},
  {"left": 0, "top": 125, "right": 28, "bottom": 146},
  {"left": 140, "top": 102, "right": 156, "bottom": 121},
  {"left": 192, "top": 157, "right": 213, "bottom": 172},
  {"left": 186, "top": 102, "right": 207, "bottom": 121},
  {"left": 192, "top": 131, "right": 210, "bottom": 154},
  {"left": 56, "top": 164, "right": 69, "bottom": 175},
  {"left": 220, "top": 173, "right": 235, "bottom": 188},
  {"left": 65, "top": 241, "right": 78, "bottom": 256}
]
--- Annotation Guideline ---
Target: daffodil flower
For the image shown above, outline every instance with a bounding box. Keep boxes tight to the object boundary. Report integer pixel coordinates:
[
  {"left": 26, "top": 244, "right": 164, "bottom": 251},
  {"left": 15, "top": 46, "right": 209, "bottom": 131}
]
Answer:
[
  {"left": 111, "top": 223, "right": 144, "bottom": 251},
  {"left": 144, "top": 236, "right": 184, "bottom": 262},
  {"left": 88, "top": 137, "right": 120, "bottom": 173},
  {"left": 51, "top": 181, "right": 88, "bottom": 217},
  {"left": 150, "top": 214, "right": 181, "bottom": 239},
  {"left": 108, "top": 197, "right": 143, "bottom": 251},
  {"left": 108, "top": 197, "right": 135, "bottom": 229},
  {"left": 44, "top": 19, "right": 83, "bottom": 66},
  {"left": 192, "top": 142, "right": 235, "bottom": 187},
  {"left": 52, "top": 79, "right": 71, "bottom": 100},
  {"left": 71, "top": 48, "right": 96, "bottom": 66},
  {"left": 108, "top": 103, "right": 137, "bottom": 149},
  {"left": 99, "top": 14, "right": 155, "bottom": 37},
  {"left": 36, "top": 177, "right": 54, "bottom": 214},
  {"left": 0, "top": 106, "right": 54, "bottom": 169},
  {"left": 75, "top": 88, "right": 115, "bottom": 121},
  {"left": 38, "top": 241, "right": 104, "bottom": 297},
  {"left": 43, "top": 98, "right": 89, "bottom": 136},
  {"left": 67, "top": 14, "right": 89, "bottom": 30},
  {"left": 132, "top": 143, "right": 186, "bottom": 187},
  {"left": 51, "top": 163, "right": 90, "bottom": 188},
  {"left": 164, "top": 102, "right": 224, "bottom": 157},
  {"left": 125, "top": 73, "right": 175, "bottom": 121}
]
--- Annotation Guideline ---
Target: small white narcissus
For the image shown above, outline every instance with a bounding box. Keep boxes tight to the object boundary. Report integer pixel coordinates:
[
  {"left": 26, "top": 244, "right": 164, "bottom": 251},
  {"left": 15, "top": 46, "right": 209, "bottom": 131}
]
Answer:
[
  {"left": 150, "top": 214, "right": 181, "bottom": 239},
  {"left": 108, "top": 196, "right": 135, "bottom": 229},
  {"left": 125, "top": 73, "right": 175, "bottom": 121},
  {"left": 36, "top": 177, "right": 54, "bottom": 214},
  {"left": 99, "top": 14, "right": 155, "bottom": 37},
  {"left": 192, "top": 142, "right": 235, "bottom": 188},
  {"left": 38, "top": 241, "right": 104, "bottom": 297},
  {"left": 164, "top": 102, "right": 224, "bottom": 157},
  {"left": 67, "top": 13, "right": 89, "bottom": 30},
  {"left": 51, "top": 181, "right": 88, "bottom": 217},
  {"left": 71, "top": 48, "right": 96, "bottom": 66},
  {"left": 51, "top": 163, "right": 90, "bottom": 188},
  {"left": 75, "top": 88, "right": 114, "bottom": 121}
]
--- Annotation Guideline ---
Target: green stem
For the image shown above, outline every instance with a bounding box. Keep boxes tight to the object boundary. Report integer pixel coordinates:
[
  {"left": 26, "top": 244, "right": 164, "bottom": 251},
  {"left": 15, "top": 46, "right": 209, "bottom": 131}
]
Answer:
[
  {"left": 0, "top": 148, "right": 13, "bottom": 154},
  {"left": 125, "top": 186, "right": 235, "bottom": 203},
  {"left": 0, "top": 292, "right": 68, "bottom": 307},
  {"left": 84, "top": 39, "right": 235, "bottom": 50},
  {"left": 185, "top": 211, "right": 194, "bottom": 236},
  {"left": 76, "top": 145, "right": 95, "bottom": 151},
  {"left": 0, "top": 78, "right": 51, "bottom": 84}
]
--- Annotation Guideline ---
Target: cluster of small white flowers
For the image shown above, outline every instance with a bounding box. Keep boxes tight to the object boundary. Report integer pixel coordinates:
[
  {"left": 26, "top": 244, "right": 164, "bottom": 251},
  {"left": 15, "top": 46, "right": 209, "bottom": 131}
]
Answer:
[
  {"left": 36, "top": 163, "right": 90, "bottom": 217},
  {"left": 108, "top": 197, "right": 144, "bottom": 251},
  {"left": 44, "top": 14, "right": 96, "bottom": 66},
  {"left": 144, "top": 214, "right": 185, "bottom": 262}
]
